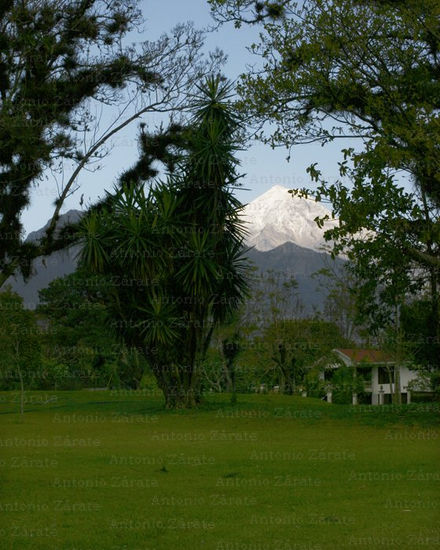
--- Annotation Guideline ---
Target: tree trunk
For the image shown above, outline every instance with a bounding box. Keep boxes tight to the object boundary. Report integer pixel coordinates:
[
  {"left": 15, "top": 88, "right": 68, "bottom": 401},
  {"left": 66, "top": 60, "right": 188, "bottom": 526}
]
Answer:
[
  {"left": 280, "top": 365, "right": 294, "bottom": 395},
  {"left": 151, "top": 362, "right": 202, "bottom": 409},
  {"left": 223, "top": 363, "right": 232, "bottom": 392},
  {"left": 162, "top": 385, "right": 198, "bottom": 409},
  {"left": 17, "top": 364, "right": 24, "bottom": 415},
  {"left": 429, "top": 266, "right": 440, "bottom": 372},
  {"left": 394, "top": 365, "right": 401, "bottom": 405},
  {"left": 230, "top": 363, "right": 237, "bottom": 405},
  {"left": 15, "top": 343, "right": 24, "bottom": 415}
]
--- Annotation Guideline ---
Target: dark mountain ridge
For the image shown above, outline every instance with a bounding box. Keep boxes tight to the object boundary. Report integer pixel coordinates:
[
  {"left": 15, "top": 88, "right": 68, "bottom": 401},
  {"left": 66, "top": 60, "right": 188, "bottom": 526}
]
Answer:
[{"left": 4, "top": 210, "right": 344, "bottom": 314}]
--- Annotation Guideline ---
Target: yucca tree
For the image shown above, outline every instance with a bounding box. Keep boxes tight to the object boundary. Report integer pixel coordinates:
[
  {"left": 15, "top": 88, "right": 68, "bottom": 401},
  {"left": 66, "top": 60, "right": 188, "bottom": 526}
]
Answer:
[
  {"left": 77, "top": 76, "right": 250, "bottom": 408},
  {"left": 166, "top": 76, "right": 249, "bottom": 406}
]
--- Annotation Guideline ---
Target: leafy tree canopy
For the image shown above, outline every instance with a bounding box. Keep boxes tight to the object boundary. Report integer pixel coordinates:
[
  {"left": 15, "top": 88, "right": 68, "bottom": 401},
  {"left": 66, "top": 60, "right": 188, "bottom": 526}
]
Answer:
[
  {"left": 1, "top": 0, "right": 219, "bottom": 285},
  {"left": 210, "top": 0, "right": 440, "bottom": 190}
]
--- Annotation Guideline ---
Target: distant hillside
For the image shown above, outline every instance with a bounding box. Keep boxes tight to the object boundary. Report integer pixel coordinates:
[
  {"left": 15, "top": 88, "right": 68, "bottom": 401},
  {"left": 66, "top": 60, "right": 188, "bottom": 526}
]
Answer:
[
  {"left": 4, "top": 210, "right": 83, "bottom": 309},
  {"left": 246, "top": 241, "right": 345, "bottom": 315},
  {"left": 4, "top": 203, "right": 344, "bottom": 314}
]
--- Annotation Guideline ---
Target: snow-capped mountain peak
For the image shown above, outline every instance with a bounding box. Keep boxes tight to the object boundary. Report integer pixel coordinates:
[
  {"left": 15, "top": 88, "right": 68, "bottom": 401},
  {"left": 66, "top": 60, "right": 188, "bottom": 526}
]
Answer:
[{"left": 241, "top": 184, "right": 338, "bottom": 252}]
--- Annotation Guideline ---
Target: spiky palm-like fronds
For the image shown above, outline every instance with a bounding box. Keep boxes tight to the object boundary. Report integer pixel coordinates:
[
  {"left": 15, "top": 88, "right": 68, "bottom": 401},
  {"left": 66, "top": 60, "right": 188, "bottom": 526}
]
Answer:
[{"left": 77, "top": 76, "right": 250, "bottom": 407}]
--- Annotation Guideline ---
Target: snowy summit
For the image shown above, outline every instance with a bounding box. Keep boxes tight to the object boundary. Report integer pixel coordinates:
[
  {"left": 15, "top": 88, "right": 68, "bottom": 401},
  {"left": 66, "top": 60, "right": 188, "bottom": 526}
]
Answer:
[{"left": 241, "top": 184, "right": 338, "bottom": 252}]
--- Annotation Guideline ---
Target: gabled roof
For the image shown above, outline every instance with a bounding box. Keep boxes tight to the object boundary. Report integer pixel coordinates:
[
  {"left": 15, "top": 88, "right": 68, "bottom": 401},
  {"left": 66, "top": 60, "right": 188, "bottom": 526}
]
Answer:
[{"left": 334, "top": 349, "right": 394, "bottom": 364}]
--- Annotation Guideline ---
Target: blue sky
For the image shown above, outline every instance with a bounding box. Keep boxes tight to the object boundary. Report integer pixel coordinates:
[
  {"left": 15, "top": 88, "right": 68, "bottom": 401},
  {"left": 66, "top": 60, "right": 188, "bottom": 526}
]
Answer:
[{"left": 23, "top": 0, "right": 357, "bottom": 235}]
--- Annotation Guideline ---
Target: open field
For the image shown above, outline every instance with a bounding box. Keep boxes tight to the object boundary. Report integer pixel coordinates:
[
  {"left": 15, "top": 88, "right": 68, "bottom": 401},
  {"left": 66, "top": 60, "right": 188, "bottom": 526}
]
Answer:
[{"left": 0, "top": 391, "right": 439, "bottom": 550}]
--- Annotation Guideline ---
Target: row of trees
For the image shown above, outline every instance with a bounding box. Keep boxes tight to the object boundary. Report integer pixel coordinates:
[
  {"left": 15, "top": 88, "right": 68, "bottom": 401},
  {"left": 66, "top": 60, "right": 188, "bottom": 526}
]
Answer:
[
  {"left": 0, "top": 272, "right": 351, "bottom": 403},
  {"left": 205, "top": 317, "right": 349, "bottom": 396},
  {"left": 2, "top": 258, "right": 436, "bottom": 407},
  {"left": 0, "top": 279, "right": 149, "bottom": 400}
]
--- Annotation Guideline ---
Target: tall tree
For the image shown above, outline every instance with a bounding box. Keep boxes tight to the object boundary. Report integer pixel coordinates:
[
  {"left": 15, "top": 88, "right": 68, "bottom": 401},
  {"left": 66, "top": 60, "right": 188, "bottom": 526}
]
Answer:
[
  {"left": 77, "top": 76, "right": 250, "bottom": 408},
  {"left": 0, "top": 0, "right": 219, "bottom": 286}
]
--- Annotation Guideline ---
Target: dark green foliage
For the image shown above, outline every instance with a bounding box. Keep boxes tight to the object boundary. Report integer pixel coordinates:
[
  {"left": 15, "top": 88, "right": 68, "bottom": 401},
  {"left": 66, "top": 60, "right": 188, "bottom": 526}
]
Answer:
[
  {"left": 330, "top": 365, "right": 365, "bottom": 405},
  {"left": 401, "top": 300, "right": 438, "bottom": 368},
  {"left": 77, "top": 77, "right": 250, "bottom": 408},
  {"left": 400, "top": 299, "right": 440, "bottom": 390},
  {"left": 0, "top": 1, "right": 157, "bottom": 282},
  {"left": 262, "top": 318, "right": 349, "bottom": 393},
  {"left": 37, "top": 270, "right": 146, "bottom": 389},
  {"left": 203, "top": 318, "right": 349, "bottom": 395}
]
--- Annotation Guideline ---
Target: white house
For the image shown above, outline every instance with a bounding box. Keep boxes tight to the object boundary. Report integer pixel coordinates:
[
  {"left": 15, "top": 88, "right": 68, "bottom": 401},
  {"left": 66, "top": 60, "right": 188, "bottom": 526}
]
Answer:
[{"left": 320, "top": 348, "right": 425, "bottom": 405}]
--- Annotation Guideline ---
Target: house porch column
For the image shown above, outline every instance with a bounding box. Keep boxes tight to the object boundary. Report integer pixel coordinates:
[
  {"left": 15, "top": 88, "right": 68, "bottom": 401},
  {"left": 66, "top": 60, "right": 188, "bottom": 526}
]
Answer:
[{"left": 378, "top": 386, "right": 384, "bottom": 405}]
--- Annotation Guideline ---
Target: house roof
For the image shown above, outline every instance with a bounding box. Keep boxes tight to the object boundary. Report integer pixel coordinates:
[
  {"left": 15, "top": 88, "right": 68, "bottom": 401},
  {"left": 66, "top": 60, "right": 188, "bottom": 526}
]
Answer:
[{"left": 334, "top": 349, "right": 394, "bottom": 364}]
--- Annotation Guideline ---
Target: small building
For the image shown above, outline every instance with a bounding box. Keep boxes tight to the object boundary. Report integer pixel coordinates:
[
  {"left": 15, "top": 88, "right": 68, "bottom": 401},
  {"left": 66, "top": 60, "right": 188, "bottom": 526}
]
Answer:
[{"left": 320, "top": 348, "right": 423, "bottom": 405}]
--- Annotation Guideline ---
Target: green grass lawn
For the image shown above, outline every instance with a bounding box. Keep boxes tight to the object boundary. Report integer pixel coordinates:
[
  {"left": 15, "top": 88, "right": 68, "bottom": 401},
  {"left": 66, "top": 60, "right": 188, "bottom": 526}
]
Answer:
[{"left": 0, "top": 391, "right": 439, "bottom": 550}]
